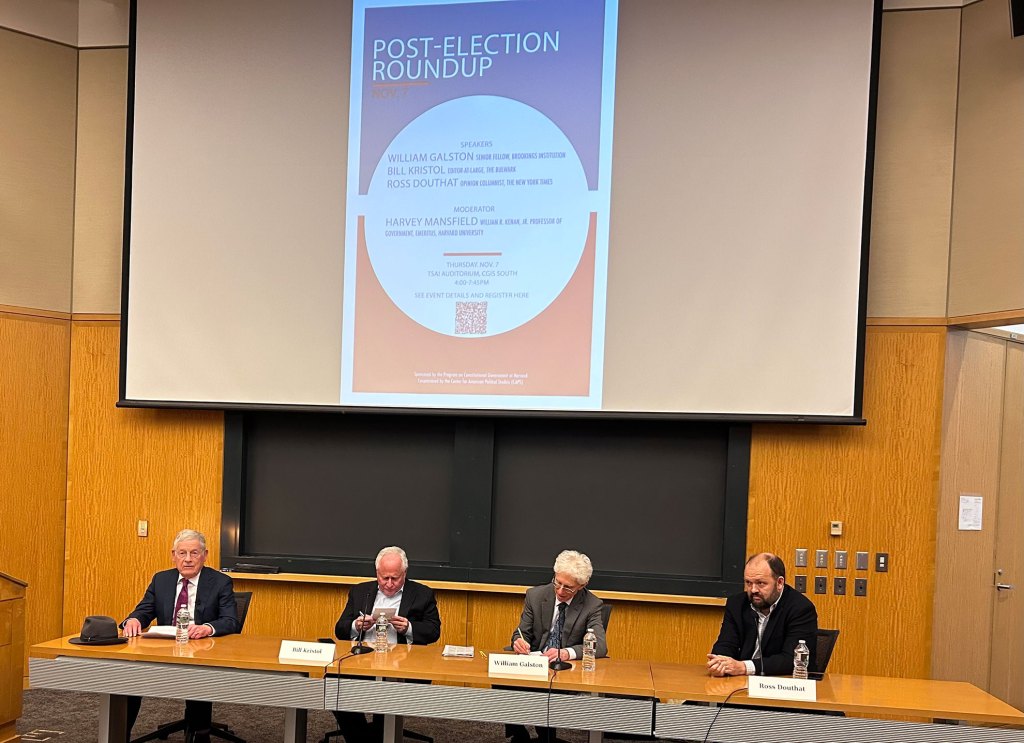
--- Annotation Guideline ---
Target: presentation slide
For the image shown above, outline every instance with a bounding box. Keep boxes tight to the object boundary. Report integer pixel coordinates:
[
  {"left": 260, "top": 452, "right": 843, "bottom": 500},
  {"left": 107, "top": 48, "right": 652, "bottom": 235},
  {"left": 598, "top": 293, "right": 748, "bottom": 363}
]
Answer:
[
  {"left": 123, "top": 0, "right": 877, "bottom": 420},
  {"left": 342, "top": 0, "right": 618, "bottom": 410}
]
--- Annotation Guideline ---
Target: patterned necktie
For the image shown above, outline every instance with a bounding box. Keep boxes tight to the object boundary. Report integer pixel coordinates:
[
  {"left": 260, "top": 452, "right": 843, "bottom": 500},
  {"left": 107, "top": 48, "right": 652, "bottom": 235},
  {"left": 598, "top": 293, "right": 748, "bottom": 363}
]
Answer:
[
  {"left": 546, "top": 603, "right": 566, "bottom": 650},
  {"left": 175, "top": 578, "right": 190, "bottom": 619}
]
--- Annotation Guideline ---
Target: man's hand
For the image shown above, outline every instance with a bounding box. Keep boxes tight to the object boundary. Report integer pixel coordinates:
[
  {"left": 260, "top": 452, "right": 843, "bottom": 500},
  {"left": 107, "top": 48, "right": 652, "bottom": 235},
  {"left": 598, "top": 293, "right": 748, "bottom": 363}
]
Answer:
[
  {"left": 188, "top": 623, "right": 214, "bottom": 639},
  {"left": 390, "top": 614, "right": 410, "bottom": 634},
  {"left": 354, "top": 614, "right": 375, "bottom": 632},
  {"left": 122, "top": 618, "right": 143, "bottom": 638},
  {"left": 512, "top": 637, "right": 531, "bottom": 654},
  {"left": 543, "top": 648, "right": 566, "bottom": 662},
  {"left": 706, "top": 653, "right": 745, "bottom": 677}
]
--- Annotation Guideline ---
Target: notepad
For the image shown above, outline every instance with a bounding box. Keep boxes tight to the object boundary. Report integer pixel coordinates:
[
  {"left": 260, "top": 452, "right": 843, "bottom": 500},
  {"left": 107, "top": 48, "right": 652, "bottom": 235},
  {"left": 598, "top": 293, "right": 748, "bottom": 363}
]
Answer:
[
  {"left": 441, "top": 644, "right": 475, "bottom": 658},
  {"left": 141, "top": 625, "right": 179, "bottom": 638}
]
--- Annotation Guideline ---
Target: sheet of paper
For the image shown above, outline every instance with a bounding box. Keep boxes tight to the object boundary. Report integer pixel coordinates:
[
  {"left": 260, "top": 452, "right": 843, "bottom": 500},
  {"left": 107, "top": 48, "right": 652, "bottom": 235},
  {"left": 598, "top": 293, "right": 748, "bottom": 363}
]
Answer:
[
  {"left": 142, "top": 625, "right": 178, "bottom": 638},
  {"left": 958, "top": 493, "right": 983, "bottom": 531},
  {"left": 370, "top": 607, "right": 397, "bottom": 620},
  {"left": 441, "top": 644, "right": 475, "bottom": 658}
]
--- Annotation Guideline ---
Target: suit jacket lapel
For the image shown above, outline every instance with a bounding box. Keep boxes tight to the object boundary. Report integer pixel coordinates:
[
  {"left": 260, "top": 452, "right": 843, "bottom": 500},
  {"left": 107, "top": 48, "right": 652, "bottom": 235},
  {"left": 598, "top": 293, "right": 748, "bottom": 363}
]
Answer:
[
  {"left": 563, "top": 592, "right": 586, "bottom": 641},
  {"left": 194, "top": 567, "right": 211, "bottom": 624},
  {"left": 539, "top": 591, "right": 555, "bottom": 642},
  {"left": 759, "top": 587, "right": 788, "bottom": 649},
  {"left": 398, "top": 581, "right": 414, "bottom": 618}
]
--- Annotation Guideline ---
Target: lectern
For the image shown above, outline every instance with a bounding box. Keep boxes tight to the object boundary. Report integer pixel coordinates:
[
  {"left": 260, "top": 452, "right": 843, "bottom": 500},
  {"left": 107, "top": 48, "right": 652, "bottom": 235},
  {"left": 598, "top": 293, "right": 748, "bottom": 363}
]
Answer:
[{"left": 0, "top": 571, "right": 26, "bottom": 743}]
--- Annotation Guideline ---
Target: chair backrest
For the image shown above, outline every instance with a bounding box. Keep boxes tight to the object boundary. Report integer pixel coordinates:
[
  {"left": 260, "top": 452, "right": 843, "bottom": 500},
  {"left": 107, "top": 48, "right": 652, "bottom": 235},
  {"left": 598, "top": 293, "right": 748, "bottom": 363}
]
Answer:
[
  {"left": 815, "top": 628, "right": 840, "bottom": 674},
  {"left": 600, "top": 603, "right": 613, "bottom": 630},
  {"left": 233, "top": 591, "right": 253, "bottom": 631}
]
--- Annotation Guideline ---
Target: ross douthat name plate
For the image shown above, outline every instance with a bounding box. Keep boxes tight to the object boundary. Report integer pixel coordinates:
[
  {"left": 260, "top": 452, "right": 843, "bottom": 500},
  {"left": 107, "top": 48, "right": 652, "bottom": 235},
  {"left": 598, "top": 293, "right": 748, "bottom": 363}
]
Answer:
[{"left": 747, "top": 676, "right": 817, "bottom": 701}]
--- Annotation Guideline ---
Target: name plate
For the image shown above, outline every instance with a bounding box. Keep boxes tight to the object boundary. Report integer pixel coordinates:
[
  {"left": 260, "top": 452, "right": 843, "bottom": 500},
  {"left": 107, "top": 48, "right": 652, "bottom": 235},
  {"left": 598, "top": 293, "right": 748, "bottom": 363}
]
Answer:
[
  {"left": 487, "top": 653, "right": 549, "bottom": 678},
  {"left": 747, "top": 676, "right": 817, "bottom": 702},
  {"left": 278, "top": 640, "right": 336, "bottom": 664}
]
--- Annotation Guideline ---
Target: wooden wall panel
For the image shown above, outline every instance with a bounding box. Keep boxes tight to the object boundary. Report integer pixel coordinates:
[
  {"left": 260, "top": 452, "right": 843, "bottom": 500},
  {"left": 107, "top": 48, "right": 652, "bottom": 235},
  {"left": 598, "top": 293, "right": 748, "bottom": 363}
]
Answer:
[
  {"left": 58, "top": 323, "right": 953, "bottom": 678},
  {"left": 64, "top": 321, "right": 224, "bottom": 633},
  {"left": 867, "top": 8, "right": 959, "bottom": 319},
  {"left": 0, "top": 28, "right": 76, "bottom": 313},
  {"left": 749, "top": 326, "right": 947, "bottom": 679},
  {"left": 932, "top": 331, "right": 1005, "bottom": 687},
  {"left": 948, "top": 0, "right": 1024, "bottom": 318},
  {"left": 991, "top": 341, "right": 1024, "bottom": 709},
  {"left": 0, "top": 313, "right": 69, "bottom": 675},
  {"left": 73, "top": 48, "right": 128, "bottom": 315}
]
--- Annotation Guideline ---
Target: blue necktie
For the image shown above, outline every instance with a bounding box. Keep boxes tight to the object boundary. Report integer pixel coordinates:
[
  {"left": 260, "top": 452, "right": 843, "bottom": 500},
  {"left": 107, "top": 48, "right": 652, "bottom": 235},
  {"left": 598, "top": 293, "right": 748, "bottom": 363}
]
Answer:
[{"left": 545, "top": 603, "right": 566, "bottom": 650}]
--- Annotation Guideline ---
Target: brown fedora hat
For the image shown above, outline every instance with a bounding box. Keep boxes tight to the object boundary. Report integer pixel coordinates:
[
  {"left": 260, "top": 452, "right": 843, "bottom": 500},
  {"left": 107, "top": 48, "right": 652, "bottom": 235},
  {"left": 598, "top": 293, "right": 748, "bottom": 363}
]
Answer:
[{"left": 69, "top": 616, "right": 128, "bottom": 645}]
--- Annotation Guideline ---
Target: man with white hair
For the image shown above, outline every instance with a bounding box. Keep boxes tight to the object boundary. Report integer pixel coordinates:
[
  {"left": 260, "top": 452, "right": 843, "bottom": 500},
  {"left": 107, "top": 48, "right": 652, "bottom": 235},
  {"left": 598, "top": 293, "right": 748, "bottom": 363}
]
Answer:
[
  {"left": 332, "top": 546, "right": 441, "bottom": 742},
  {"left": 121, "top": 529, "right": 239, "bottom": 741},
  {"left": 507, "top": 549, "right": 608, "bottom": 743}
]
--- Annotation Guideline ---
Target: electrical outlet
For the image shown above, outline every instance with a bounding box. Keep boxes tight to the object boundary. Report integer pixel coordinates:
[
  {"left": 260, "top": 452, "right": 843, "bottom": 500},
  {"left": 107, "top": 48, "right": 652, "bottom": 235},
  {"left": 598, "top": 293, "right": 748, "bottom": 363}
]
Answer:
[
  {"left": 835, "top": 550, "right": 848, "bottom": 570},
  {"left": 794, "top": 575, "right": 807, "bottom": 593},
  {"left": 814, "top": 576, "right": 827, "bottom": 595},
  {"left": 855, "top": 551, "right": 869, "bottom": 570},
  {"left": 834, "top": 577, "right": 847, "bottom": 596},
  {"left": 875, "top": 552, "right": 889, "bottom": 572},
  {"left": 795, "top": 549, "right": 808, "bottom": 568},
  {"left": 815, "top": 549, "right": 828, "bottom": 569},
  {"left": 854, "top": 578, "right": 867, "bottom": 596},
  {"left": 137, "top": 519, "right": 149, "bottom": 537}
]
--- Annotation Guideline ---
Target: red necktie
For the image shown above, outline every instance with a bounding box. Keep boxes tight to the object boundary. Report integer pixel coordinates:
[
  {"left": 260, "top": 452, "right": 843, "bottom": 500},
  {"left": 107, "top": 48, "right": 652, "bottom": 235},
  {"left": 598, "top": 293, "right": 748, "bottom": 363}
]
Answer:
[{"left": 175, "top": 578, "right": 190, "bottom": 618}]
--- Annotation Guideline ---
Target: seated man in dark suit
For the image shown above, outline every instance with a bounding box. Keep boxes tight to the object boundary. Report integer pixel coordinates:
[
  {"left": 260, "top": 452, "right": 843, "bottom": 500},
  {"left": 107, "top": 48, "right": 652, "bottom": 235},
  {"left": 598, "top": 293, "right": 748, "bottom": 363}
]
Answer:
[
  {"left": 507, "top": 549, "right": 607, "bottom": 743},
  {"left": 707, "top": 552, "right": 818, "bottom": 677},
  {"left": 333, "top": 545, "right": 441, "bottom": 743},
  {"left": 122, "top": 529, "right": 239, "bottom": 742}
]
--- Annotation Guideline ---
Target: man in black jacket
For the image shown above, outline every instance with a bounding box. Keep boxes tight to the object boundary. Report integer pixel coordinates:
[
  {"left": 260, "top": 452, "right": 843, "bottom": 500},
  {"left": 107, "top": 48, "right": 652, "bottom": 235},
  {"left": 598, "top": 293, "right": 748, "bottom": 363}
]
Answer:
[
  {"left": 333, "top": 546, "right": 441, "bottom": 742},
  {"left": 707, "top": 552, "right": 818, "bottom": 677}
]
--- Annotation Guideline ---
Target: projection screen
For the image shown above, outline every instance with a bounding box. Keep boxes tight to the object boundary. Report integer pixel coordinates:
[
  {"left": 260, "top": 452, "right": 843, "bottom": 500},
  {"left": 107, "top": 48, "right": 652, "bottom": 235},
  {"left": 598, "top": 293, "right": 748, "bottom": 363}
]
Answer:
[{"left": 122, "top": 0, "right": 879, "bottom": 420}]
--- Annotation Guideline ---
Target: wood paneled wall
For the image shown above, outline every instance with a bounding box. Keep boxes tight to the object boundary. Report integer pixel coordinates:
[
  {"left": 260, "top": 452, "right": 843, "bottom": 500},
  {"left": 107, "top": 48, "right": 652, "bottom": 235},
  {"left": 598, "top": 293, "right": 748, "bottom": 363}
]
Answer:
[
  {"left": 0, "top": 312, "right": 70, "bottom": 674},
  {"left": 57, "top": 324, "right": 944, "bottom": 675},
  {"left": 64, "top": 321, "right": 224, "bottom": 633},
  {"left": 749, "top": 326, "right": 947, "bottom": 679}
]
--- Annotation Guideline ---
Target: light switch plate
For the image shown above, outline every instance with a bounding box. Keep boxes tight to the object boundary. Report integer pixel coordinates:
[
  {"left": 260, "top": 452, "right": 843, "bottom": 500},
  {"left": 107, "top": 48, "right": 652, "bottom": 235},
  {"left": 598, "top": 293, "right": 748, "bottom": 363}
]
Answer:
[
  {"left": 795, "top": 549, "right": 808, "bottom": 568},
  {"left": 855, "top": 551, "right": 869, "bottom": 570},
  {"left": 830, "top": 520, "right": 843, "bottom": 536},
  {"left": 137, "top": 519, "right": 149, "bottom": 537},
  {"left": 815, "top": 549, "right": 828, "bottom": 569},
  {"left": 835, "top": 550, "right": 848, "bottom": 570},
  {"left": 834, "top": 577, "right": 847, "bottom": 596}
]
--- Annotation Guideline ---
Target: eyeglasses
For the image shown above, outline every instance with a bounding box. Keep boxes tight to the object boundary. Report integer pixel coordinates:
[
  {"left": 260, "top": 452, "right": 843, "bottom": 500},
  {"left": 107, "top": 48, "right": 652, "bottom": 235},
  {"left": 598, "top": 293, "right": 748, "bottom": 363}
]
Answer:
[
  {"left": 551, "top": 579, "right": 581, "bottom": 595},
  {"left": 174, "top": 550, "right": 203, "bottom": 559}
]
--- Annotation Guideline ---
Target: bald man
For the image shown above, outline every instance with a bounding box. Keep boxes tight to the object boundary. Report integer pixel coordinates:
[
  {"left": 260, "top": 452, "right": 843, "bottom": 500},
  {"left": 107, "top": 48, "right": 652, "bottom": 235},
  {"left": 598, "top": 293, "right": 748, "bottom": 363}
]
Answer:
[{"left": 707, "top": 553, "right": 818, "bottom": 677}]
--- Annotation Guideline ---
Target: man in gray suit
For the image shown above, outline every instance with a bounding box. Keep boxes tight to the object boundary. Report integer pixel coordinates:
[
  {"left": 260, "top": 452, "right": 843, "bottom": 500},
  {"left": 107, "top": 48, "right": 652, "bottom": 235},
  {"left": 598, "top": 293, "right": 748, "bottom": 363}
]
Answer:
[{"left": 507, "top": 550, "right": 607, "bottom": 743}]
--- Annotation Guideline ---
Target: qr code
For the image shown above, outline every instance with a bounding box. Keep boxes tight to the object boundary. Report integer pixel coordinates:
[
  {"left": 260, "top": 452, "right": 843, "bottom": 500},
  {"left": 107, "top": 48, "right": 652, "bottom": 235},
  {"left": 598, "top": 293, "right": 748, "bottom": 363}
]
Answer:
[{"left": 455, "top": 301, "right": 487, "bottom": 335}]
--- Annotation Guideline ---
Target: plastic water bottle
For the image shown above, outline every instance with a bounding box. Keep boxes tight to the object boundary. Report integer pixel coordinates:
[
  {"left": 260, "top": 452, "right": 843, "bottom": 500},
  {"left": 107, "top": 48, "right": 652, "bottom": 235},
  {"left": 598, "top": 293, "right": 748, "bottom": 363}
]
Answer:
[
  {"left": 582, "top": 627, "right": 597, "bottom": 672},
  {"left": 175, "top": 607, "right": 190, "bottom": 644},
  {"left": 374, "top": 612, "right": 389, "bottom": 653},
  {"left": 793, "top": 639, "right": 810, "bottom": 679}
]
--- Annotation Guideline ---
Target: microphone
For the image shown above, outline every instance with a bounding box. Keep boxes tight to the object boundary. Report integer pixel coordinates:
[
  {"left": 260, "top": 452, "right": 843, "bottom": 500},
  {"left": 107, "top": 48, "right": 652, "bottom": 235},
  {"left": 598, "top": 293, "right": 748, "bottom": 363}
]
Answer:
[
  {"left": 549, "top": 602, "right": 571, "bottom": 671},
  {"left": 350, "top": 589, "right": 374, "bottom": 655}
]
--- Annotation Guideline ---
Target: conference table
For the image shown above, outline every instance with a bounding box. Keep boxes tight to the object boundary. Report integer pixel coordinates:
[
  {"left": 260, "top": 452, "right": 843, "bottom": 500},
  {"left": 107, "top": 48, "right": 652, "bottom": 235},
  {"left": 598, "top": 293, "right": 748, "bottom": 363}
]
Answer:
[{"left": 29, "top": 634, "right": 1024, "bottom": 743}]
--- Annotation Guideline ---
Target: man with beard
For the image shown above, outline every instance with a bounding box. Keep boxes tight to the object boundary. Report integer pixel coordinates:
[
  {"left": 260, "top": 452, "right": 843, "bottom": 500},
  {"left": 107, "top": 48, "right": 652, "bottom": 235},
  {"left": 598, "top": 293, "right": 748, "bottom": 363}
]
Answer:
[{"left": 707, "top": 552, "right": 818, "bottom": 677}]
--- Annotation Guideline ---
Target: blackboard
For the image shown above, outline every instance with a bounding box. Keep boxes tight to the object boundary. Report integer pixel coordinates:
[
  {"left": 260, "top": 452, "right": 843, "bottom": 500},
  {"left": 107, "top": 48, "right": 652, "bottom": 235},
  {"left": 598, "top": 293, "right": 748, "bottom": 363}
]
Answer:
[{"left": 222, "top": 412, "right": 750, "bottom": 596}]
